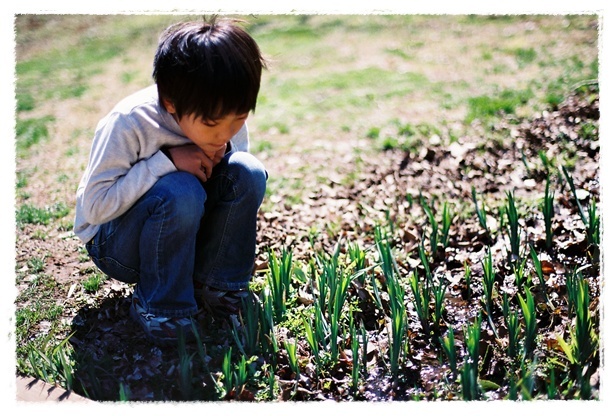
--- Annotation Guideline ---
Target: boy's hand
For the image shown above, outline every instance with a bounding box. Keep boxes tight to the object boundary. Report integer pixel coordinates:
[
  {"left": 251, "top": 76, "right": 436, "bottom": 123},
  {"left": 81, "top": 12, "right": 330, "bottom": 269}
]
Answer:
[{"left": 167, "top": 144, "right": 221, "bottom": 182}]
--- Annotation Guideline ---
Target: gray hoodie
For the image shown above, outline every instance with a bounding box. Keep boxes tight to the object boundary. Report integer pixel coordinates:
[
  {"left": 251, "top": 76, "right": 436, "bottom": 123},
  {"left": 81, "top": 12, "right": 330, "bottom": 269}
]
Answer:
[{"left": 73, "top": 85, "right": 249, "bottom": 243}]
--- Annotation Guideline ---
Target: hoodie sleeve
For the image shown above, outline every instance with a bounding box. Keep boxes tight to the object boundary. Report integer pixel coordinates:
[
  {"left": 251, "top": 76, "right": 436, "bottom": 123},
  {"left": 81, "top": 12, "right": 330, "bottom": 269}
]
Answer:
[
  {"left": 76, "top": 112, "right": 176, "bottom": 226},
  {"left": 230, "top": 122, "right": 250, "bottom": 152}
]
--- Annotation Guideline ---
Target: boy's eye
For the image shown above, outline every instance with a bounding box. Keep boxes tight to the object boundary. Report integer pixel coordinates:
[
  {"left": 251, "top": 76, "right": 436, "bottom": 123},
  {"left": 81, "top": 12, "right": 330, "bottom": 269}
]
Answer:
[{"left": 202, "top": 120, "right": 219, "bottom": 127}]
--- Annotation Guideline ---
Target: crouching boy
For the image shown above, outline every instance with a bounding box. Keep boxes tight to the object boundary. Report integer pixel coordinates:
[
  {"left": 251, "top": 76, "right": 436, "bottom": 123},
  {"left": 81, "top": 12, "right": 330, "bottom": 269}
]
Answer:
[{"left": 74, "top": 17, "right": 268, "bottom": 345}]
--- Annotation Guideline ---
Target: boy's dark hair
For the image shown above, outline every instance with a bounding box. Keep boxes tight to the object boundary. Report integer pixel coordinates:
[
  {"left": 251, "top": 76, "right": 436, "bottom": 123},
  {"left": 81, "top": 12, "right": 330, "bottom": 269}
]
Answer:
[{"left": 153, "top": 16, "right": 266, "bottom": 121}]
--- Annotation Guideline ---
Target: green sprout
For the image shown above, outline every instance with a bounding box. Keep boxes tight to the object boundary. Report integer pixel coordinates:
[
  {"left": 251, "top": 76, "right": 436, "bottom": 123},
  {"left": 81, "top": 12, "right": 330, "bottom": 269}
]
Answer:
[
  {"left": 266, "top": 247, "right": 294, "bottom": 323},
  {"left": 231, "top": 295, "right": 262, "bottom": 357},
  {"left": 513, "top": 257, "right": 529, "bottom": 291},
  {"left": 471, "top": 186, "right": 490, "bottom": 238},
  {"left": 460, "top": 316, "right": 482, "bottom": 400},
  {"left": 528, "top": 245, "right": 554, "bottom": 309},
  {"left": 505, "top": 190, "right": 521, "bottom": 262},
  {"left": 350, "top": 316, "right": 361, "bottom": 398},
  {"left": 562, "top": 166, "right": 600, "bottom": 249},
  {"left": 410, "top": 269, "right": 431, "bottom": 336},
  {"left": 440, "top": 201, "right": 453, "bottom": 249},
  {"left": 587, "top": 197, "right": 600, "bottom": 248},
  {"left": 432, "top": 279, "right": 447, "bottom": 328},
  {"left": 418, "top": 241, "right": 433, "bottom": 287},
  {"left": 561, "top": 166, "right": 588, "bottom": 224},
  {"left": 460, "top": 357, "right": 479, "bottom": 400},
  {"left": 542, "top": 175, "right": 555, "bottom": 250},
  {"left": 558, "top": 270, "right": 598, "bottom": 399},
  {"left": 420, "top": 194, "right": 440, "bottom": 261},
  {"left": 518, "top": 287, "right": 537, "bottom": 359},
  {"left": 221, "top": 348, "right": 234, "bottom": 397},
  {"left": 502, "top": 293, "right": 520, "bottom": 361},
  {"left": 284, "top": 339, "right": 300, "bottom": 380},
  {"left": 376, "top": 231, "right": 408, "bottom": 380},
  {"left": 440, "top": 325, "right": 458, "bottom": 379},
  {"left": 481, "top": 249, "right": 498, "bottom": 337},
  {"left": 464, "top": 262, "right": 472, "bottom": 298}
]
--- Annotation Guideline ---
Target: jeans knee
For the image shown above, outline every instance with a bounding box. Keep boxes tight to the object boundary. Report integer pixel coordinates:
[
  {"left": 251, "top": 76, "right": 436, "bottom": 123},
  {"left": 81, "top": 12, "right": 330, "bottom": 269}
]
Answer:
[
  {"left": 228, "top": 152, "right": 267, "bottom": 198},
  {"left": 154, "top": 172, "right": 205, "bottom": 226}
]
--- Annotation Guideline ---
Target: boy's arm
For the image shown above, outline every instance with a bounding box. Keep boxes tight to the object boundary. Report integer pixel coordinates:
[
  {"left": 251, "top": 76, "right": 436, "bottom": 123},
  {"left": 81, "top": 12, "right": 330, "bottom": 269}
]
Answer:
[{"left": 76, "top": 113, "right": 176, "bottom": 226}]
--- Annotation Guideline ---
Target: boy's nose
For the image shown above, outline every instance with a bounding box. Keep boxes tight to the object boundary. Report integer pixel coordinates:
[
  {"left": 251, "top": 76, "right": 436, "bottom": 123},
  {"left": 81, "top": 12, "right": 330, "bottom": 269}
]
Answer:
[{"left": 215, "top": 130, "right": 233, "bottom": 144}]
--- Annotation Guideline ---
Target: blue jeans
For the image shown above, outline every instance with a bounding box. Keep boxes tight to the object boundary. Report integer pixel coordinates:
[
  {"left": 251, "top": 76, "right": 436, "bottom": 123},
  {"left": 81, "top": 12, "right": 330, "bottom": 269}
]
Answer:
[{"left": 86, "top": 152, "right": 267, "bottom": 318}]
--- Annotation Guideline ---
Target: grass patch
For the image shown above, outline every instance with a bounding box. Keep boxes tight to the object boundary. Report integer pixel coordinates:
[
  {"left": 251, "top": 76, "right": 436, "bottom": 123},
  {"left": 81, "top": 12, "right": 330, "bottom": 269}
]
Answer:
[
  {"left": 385, "top": 47, "right": 414, "bottom": 60},
  {"left": 15, "top": 116, "right": 55, "bottom": 157},
  {"left": 286, "top": 67, "right": 426, "bottom": 99},
  {"left": 260, "top": 67, "right": 428, "bottom": 122},
  {"left": 16, "top": 302, "right": 63, "bottom": 332},
  {"left": 466, "top": 89, "right": 531, "bottom": 123},
  {"left": 27, "top": 256, "right": 46, "bottom": 274},
  {"left": 544, "top": 57, "right": 599, "bottom": 108},
  {"left": 15, "top": 271, "right": 64, "bottom": 341},
  {"left": 252, "top": 140, "right": 275, "bottom": 154},
  {"left": 514, "top": 47, "right": 537, "bottom": 66},
  {"left": 366, "top": 119, "right": 446, "bottom": 153},
  {"left": 16, "top": 92, "right": 35, "bottom": 112},
  {"left": 16, "top": 171, "right": 29, "bottom": 189},
  {"left": 15, "top": 15, "right": 174, "bottom": 111},
  {"left": 16, "top": 202, "right": 70, "bottom": 227},
  {"left": 83, "top": 273, "right": 106, "bottom": 293},
  {"left": 16, "top": 46, "right": 111, "bottom": 105}
]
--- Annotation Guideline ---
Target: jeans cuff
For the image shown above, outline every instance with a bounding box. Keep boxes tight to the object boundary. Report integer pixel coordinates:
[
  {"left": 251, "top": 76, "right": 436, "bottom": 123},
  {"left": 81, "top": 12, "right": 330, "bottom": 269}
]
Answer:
[{"left": 202, "top": 278, "right": 251, "bottom": 291}]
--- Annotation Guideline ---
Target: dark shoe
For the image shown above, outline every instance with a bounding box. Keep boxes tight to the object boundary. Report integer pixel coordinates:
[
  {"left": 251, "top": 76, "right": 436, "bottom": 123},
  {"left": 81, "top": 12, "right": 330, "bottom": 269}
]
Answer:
[
  {"left": 194, "top": 282, "right": 253, "bottom": 316},
  {"left": 129, "top": 295, "right": 200, "bottom": 346}
]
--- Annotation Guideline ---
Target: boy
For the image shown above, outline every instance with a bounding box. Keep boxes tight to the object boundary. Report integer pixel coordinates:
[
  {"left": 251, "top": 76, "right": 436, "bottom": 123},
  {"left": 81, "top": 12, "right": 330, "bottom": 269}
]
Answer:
[{"left": 73, "top": 17, "right": 268, "bottom": 345}]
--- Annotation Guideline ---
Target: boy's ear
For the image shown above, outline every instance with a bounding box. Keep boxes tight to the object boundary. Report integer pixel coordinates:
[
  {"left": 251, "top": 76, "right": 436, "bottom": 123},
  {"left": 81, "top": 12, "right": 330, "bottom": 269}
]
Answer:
[{"left": 162, "top": 98, "right": 176, "bottom": 114}]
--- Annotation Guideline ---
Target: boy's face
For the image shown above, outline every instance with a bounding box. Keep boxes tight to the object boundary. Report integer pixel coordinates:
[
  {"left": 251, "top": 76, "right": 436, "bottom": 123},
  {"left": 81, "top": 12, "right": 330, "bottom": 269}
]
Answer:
[{"left": 164, "top": 100, "right": 248, "bottom": 159}]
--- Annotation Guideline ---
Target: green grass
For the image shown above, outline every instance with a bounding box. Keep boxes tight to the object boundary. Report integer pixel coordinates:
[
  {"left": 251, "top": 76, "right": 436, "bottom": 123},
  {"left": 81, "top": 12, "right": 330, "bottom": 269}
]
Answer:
[
  {"left": 544, "top": 57, "right": 599, "bottom": 108},
  {"left": 466, "top": 89, "right": 532, "bottom": 123},
  {"left": 15, "top": 271, "right": 65, "bottom": 345},
  {"left": 16, "top": 202, "right": 70, "bottom": 227},
  {"left": 15, "top": 15, "right": 175, "bottom": 112},
  {"left": 16, "top": 171, "right": 29, "bottom": 189},
  {"left": 578, "top": 121, "right": 599, "bottom": 141},
  {"left": 82, "top": 273, "right": 106, "bottom": 293},
  {"left": 16, "top": 92, "right": 35, "bottom": 112},
  {"left": 18, "top": 335, "right": 77, "bottom": 392},
  {"left": 261, "top": 67, "right": 428, "bottom": 119},
  {"left": 367, "top": 118, "right": 446, "bottom": 153},
  {"left": 513, "top": 47, "right": 537, "bottom": 66},
  {"left": 15, "top": 116, "right": 55, "bottom": 156},
  {"left": 385, "top": 47, "right": 414, "bottom": 60},
  {"left": 16, "top": 302, "right": 63, "bottom": 331},
  {"left": 252, "top": 139, "right": 275, "bottom": 155},
  {"left": 16, "top": 209, "right": 602, "bottom": 399},
  {"left": 27, "top": 256, "right": 46, "bottom": 274},
  {"left": 16, "top": 41, "right": 118, "bottom": 106}
]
